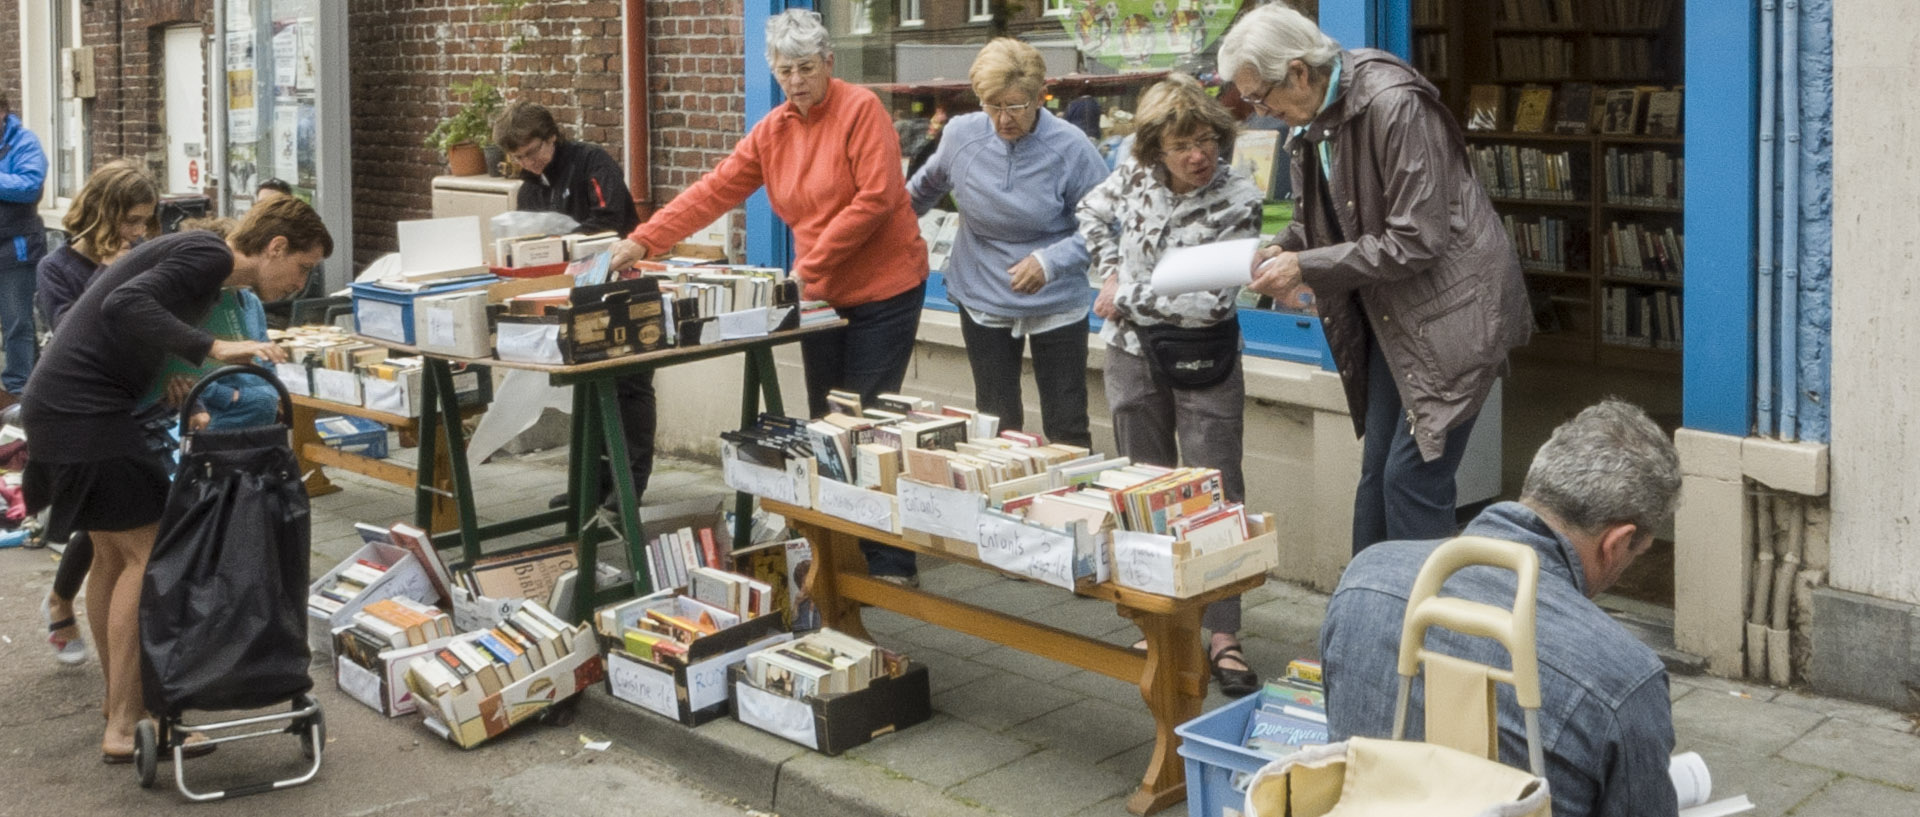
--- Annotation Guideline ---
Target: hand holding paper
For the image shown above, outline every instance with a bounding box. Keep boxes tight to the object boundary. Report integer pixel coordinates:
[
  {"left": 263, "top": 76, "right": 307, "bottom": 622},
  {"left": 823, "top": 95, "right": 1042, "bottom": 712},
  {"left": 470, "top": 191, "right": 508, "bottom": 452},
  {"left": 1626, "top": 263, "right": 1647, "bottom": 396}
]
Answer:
[{"left": 1148, "top": 238, "right": 1261, "bottom": 297}]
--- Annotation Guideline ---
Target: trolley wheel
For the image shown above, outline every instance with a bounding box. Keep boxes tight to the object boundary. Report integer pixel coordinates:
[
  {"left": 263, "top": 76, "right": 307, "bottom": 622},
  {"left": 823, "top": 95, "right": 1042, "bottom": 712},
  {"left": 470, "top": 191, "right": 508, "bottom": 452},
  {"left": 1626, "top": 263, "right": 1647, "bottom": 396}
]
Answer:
[{"left": 134, "top": 719, "right": 158, "bottom": 788}]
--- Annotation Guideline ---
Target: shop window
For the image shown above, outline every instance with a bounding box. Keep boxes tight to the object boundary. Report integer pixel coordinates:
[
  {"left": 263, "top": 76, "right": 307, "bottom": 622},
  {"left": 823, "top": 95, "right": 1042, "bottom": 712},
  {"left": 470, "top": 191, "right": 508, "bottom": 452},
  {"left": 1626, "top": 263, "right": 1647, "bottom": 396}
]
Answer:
[
  {"left": 900, "top": 0, "right": 922, "bottom": 27},
  {"left": 969, "top": 0, "right": 992, "bottom": 23},
  {"left": 1043, "top": 0, "right": 1070, "bottom": 18}
]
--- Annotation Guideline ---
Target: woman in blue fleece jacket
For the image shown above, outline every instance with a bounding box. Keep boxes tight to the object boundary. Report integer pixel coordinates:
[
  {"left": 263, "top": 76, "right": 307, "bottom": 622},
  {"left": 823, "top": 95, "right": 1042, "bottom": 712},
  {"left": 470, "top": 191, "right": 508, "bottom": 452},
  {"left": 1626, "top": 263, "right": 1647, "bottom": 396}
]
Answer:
[{"left": 907, "top": 39, "right": 1110, "bottom": 448}]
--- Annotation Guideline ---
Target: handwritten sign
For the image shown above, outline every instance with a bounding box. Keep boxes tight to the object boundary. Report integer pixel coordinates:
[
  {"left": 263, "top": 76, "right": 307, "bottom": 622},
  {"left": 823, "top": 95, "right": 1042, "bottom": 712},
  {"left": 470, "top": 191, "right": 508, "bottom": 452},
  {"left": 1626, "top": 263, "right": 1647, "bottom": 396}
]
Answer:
[
  {"left": 722, "top": 441, "right": 808, "bottom": 506},
  {"left": 452, "top": 587, "right": 523, "bottom": 633},
  {"left": 274, "top": 362, "right": 311, "bottom": 396},
  {"left": 1111, "top": 530, "right": 1178, "bottom": 596},
  {"left": 313, "top": 367, "right": 361, "bottom": 404},
  {"left": 608, "top": 651, "right": 680, "bottom": 719},
  {"left": 687, "top": 633, "right": 793, "bottom": 712},
  {"left": 897, "top": 478, "right": 983, "bottom": 543},
  {"left": 816, "top": 478, "right": 898, "bottom": 532},
  {"left": 975, "top": 509, "right": 1079, "bottom": 591}
]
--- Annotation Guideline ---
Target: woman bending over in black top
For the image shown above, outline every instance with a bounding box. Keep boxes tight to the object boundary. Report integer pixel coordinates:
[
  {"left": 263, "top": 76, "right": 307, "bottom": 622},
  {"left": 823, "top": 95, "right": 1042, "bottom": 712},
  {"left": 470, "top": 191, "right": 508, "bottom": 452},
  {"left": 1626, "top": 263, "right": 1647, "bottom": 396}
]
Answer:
[{"left": 21, "top": 196, "right": 330, "bottom": 763}]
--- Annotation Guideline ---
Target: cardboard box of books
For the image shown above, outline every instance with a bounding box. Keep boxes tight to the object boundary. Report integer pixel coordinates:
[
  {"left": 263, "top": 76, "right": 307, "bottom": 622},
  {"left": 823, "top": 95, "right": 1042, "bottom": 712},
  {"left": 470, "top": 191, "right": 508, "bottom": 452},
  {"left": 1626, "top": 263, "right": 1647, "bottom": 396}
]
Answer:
[
  {"left": 1110, "top": 513, "right": 1280, "bottom": 598},
  {"left": 332, "top": 597, "right": 458, "bottom": 717},
  {"left": 599, "top": 588, "right": 792, "bottom": 726},
  {"left": 307, "top": 541, "right": 438, "bottom": 633},
  {"left": 404, "top": 601, "right": 605, "bottom": 749},
  {"left": 973, "top": 509, "right": 1106, "bottom": 592},
  {"left": 492, "top": 278, "right": 671, "bottom": 365},
  {"left": 359, "top": 359, "right": 492, "bottom": 417},
  {"left": 729, "top": 630, "right": 931, "bottom": 756},
  {"left": 811, "top": 477, "right": 901, "bottom": 535}
]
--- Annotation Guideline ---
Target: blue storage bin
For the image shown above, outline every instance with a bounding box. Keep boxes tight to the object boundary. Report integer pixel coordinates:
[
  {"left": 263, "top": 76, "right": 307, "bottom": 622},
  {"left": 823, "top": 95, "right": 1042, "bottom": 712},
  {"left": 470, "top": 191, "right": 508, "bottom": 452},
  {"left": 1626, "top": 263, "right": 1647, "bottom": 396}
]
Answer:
[
  {"left": 349, "top": 278, "right": 496, "bottom": 345},
  {"left": 1240, "top": 308, "right": 1336, "bottom": 371},
  {"left": 314, "top": 415, "right": 389, "bottom": 460},
  {"left": 1175, "top": 693, "right": 1281, "bottom": 817},
  {"left": 922, "top": 270, "right": 958, "bottom": 314}
]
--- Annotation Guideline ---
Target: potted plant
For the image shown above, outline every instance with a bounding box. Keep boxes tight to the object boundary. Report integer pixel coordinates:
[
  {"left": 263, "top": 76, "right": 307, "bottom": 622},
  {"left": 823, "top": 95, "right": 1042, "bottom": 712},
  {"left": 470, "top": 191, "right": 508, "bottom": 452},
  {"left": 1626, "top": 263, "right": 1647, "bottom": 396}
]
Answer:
[{"left": 425, "top": 78, "right": 505, "bottom": 177}]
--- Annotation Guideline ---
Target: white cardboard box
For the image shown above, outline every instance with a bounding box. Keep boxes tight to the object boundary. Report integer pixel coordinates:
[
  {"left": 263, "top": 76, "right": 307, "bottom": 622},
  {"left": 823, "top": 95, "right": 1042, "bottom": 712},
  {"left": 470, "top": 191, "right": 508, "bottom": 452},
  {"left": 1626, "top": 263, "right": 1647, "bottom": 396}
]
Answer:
[{"left": 307, "top": 542, "right": 438, "bottom": 634}]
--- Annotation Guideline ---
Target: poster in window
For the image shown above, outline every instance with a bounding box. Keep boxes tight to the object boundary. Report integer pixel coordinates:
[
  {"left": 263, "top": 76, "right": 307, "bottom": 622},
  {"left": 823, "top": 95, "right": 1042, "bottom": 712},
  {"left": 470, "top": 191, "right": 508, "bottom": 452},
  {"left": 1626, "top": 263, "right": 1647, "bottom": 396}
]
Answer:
[
  {"left": 1061, "top": 0, "right": 1243, "bottom": 70},
  {"left": 274, "top": 106, "right": 299, "bottom": 182}
]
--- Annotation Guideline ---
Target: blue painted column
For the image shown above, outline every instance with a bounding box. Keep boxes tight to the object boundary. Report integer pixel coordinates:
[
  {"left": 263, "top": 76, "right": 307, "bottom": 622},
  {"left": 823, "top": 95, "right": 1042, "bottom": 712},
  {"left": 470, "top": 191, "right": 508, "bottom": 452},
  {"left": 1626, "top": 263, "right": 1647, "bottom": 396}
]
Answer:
[
  {"left": 742, "top": 1, "right": 810, "bottom": 268},
  {"left": 1792, "top": 0, "right": 1834, "bottom": 442},
  {"left": 1683, "top": 0, "right": 1759, "bottom": 435}
]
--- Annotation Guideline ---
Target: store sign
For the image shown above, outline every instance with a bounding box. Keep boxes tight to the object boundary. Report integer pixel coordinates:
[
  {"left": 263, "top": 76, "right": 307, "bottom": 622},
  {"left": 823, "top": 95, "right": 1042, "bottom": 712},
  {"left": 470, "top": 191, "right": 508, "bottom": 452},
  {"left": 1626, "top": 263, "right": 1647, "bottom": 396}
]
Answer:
[{"left": 1061, "top": 0, "right": 1244, "bottom": 70}]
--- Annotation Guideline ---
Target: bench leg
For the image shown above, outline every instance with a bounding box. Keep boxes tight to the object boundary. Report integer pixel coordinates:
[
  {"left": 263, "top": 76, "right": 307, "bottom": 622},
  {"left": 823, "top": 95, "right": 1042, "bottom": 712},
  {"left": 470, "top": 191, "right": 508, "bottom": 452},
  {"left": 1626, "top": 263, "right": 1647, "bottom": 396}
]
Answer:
[
  {"left": 793, "top": 520, "right": 873, "bottom": 642},
  {"left": 1121, "top": 607, "right": 1204, "bottom": 816},
  {"left": 290, "top": 402, "right": 341, "bottom": 498}
]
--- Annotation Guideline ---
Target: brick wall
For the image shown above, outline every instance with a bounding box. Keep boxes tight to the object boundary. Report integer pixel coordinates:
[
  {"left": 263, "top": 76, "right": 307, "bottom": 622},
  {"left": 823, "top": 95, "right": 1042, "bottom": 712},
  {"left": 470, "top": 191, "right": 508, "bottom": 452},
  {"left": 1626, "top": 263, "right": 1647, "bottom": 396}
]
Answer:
[
  {"left": 645, "top": 0, "right": 748, "bottom": 254},
  {"left": 1, "top": 0, "right": 19, "bottom": 106},
  {"left": 348, "top": 0, "right": 630, "bottom": 267}
]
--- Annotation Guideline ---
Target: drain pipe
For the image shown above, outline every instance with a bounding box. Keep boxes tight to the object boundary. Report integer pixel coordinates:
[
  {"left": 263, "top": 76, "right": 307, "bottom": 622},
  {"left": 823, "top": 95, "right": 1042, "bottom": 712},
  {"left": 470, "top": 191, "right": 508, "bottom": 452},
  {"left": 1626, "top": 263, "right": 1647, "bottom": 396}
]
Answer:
[
  {"left": 1755, "top": 0, "right": 1778, "bottom": 437},
  {"left": 1745, "top": 487, "right": 1775, "bottom": 679},
  {"left": 1779, "top": 0, "right": 1803, "bottom": 441},
  {"left": 623, "top": 0, "right": 654, "bottom": 220},
  {"left": 1767, "top": 495, "right": 1804, "bottom": 684}
]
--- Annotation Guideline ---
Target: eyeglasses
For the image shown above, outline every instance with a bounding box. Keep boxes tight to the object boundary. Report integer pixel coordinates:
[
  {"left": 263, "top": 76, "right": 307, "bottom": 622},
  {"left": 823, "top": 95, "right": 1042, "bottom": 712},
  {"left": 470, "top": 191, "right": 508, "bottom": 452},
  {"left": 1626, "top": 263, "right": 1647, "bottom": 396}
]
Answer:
[
  {"left": 773, "top": 60, "right": 824, "bottom": 80},
  {"left": 1245, "top": 82, "right": 1277, "bottom": 115},
  {"left": 510, "top": 139, "right": 547, "bottom": 165},
  {"left": 1164, "top": 136, "right": 1221, "bottom": 157},
  {"left": 982, "top": 102, "right": 1032, "bottom": 119}
]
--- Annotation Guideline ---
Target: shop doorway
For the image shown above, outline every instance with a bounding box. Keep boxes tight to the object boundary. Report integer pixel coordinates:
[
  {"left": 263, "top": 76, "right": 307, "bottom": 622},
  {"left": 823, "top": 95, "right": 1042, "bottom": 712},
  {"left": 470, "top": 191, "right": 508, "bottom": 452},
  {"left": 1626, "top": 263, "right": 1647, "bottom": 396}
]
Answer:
[{"left": 163, "top": 25, "right": 207, "bottom": 195}]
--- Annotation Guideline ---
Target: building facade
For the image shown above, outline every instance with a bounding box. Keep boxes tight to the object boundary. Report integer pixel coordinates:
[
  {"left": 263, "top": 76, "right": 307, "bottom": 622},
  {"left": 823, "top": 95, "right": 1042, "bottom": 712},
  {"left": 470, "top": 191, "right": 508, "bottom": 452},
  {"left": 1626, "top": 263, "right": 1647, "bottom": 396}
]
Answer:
[{"left": 7, "top": 0, "right": 1912, "bottom": 711}]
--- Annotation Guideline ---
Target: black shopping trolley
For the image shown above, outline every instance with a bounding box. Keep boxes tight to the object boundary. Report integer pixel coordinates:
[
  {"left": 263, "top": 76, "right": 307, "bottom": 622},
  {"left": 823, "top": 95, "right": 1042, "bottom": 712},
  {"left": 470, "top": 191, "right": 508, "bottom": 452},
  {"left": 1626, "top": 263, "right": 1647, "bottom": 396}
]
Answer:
[{"left": 134, "top": 364, "right": 324, "bottom": 799}]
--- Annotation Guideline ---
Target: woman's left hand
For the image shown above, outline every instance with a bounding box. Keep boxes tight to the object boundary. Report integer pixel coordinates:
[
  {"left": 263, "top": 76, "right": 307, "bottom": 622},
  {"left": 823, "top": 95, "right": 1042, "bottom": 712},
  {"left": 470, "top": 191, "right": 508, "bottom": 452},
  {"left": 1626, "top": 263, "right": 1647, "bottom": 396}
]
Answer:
[{"left": 1007, "top": 256, "right": 1046, "bottom": 295}]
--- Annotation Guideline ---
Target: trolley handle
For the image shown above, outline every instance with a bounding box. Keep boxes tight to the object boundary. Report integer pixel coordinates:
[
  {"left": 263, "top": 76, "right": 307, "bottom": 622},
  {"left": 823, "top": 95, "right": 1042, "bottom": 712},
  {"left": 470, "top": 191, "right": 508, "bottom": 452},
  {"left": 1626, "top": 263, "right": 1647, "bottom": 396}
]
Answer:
[{"left": 177, "top": 363, "right": 296, "bottom": 429}]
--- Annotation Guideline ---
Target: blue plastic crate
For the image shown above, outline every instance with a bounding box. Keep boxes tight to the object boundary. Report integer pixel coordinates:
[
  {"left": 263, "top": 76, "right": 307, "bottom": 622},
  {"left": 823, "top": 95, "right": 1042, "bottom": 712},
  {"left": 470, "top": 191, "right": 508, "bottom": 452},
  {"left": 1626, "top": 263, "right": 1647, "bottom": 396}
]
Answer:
[
  {"left": 1175, "top": 693, "right": 1281, "bottom": 817},
  {"left": 315, "top": 415, "right": 389, "bottom": 459},
  {"left": 922, "top": 270, "right": 958, "bottom": 314}
]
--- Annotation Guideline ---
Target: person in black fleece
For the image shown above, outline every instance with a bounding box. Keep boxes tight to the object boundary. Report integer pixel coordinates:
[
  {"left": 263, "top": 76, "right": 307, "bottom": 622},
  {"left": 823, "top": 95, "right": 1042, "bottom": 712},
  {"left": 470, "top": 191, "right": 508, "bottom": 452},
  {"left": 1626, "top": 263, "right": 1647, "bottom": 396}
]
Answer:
[
  {"left": 20, "top": 195, "right": 330, "bottom": 764},
  {"left": 493, "top": 99, "right": 652, "bottom": 512}
]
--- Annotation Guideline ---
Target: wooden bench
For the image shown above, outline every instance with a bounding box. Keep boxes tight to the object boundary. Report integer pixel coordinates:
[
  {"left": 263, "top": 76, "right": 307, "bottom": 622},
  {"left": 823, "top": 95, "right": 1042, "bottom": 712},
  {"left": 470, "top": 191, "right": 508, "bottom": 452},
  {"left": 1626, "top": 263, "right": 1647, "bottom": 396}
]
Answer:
[
  {"left": 290, "top": 394, "right": 483, "bottom": 532},
  {"left": 763, "top": 498, "right": 1265, "bottom": 816}
]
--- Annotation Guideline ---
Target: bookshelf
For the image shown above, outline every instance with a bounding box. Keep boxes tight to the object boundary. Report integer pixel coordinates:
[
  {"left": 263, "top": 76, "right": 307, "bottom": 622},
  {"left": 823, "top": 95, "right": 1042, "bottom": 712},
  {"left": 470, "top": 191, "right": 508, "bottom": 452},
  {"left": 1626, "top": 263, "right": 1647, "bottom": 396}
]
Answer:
[{"left": 1415, "top": 0, "right": 1685, "bottom": 374}]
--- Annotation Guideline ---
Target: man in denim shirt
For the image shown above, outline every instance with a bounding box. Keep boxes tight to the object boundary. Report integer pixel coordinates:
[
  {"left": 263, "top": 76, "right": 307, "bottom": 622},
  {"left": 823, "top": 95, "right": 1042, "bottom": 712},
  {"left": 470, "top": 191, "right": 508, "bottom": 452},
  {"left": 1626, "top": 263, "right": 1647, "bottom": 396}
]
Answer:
[{"left": 1319, "top": 399, "right": 1681, "bottom": 817}]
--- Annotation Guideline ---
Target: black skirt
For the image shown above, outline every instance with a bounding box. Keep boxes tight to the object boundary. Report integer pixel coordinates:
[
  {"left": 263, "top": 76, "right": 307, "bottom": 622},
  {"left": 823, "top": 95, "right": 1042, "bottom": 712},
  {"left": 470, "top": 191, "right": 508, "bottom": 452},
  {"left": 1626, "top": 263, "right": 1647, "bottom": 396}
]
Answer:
[{"left": 24, "top": 454, "right": 172, "bottom": 543}]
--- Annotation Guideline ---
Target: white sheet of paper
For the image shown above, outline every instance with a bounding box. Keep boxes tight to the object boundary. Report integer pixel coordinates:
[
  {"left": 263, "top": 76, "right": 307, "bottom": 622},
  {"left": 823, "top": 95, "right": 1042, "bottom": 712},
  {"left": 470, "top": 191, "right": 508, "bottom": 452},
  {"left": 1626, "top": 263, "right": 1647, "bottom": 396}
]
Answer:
[
  {"left": 396, "top": 217, "right": 485, "bottom": 275},
  {"left": 720, "top": 442, "right": 808, "bottom": 507},
  {"left": 1679, "top": 796, "right": 1754, "bottom": 817},
  {"left": 815, "top": 478, "right": 898, "bottom": 532},
  {"left": 686, "top": 633, "right": 793, "bottom": 713},
  {"left": 1111, "top": 530, "right": 1178, "bottom": 596},
  {"left": 355, "top": 299, "right": 407, "bottom": 343},
  {"left": 735, "top": 681, "right": 819, "bottom": 749},
  {"left": 607, "top": 653, "right": 680, "bottom": 719},
  {"left": 1149, "top": 237, "right": 1261, "bottom": 296},
  {"left": 313, "top": 368, "right": 361, "bottom": 405},
  {"left": 274, "top": 362, "right": 311, "bottom": 396},
  {"left": 897, "top": 478, "right": 983, "bottom": 543},
  {"left": 975, "top": 510, "right": 1078, "bottom": 591},
  {"left": 718, "top": 307, "right": 771, "bottom": 340},
  {"left": 495, "top": 322, "right": 563, "bottom": 365}
]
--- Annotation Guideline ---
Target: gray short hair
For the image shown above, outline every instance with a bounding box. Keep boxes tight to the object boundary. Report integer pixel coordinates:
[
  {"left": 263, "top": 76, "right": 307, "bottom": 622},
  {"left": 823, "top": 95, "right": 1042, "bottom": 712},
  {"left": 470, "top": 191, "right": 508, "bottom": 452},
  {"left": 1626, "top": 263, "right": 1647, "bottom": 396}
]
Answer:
[
  {"left": 1218, "top": 4, "right": 1343, "bottom": 85},
  {"left": 1520, "top": 399, "right": 1682, "bottom": 537},
  {"left": 766, "top": 9, "right": 832, "bottom": 64}
]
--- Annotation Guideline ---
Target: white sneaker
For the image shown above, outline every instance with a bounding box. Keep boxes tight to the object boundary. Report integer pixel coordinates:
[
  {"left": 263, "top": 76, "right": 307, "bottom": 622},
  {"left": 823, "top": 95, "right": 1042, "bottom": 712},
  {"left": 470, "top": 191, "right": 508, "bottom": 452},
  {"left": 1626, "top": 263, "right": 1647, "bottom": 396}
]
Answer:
[{"left": 41, "top": 596, "right": 88, "bottom": 666}]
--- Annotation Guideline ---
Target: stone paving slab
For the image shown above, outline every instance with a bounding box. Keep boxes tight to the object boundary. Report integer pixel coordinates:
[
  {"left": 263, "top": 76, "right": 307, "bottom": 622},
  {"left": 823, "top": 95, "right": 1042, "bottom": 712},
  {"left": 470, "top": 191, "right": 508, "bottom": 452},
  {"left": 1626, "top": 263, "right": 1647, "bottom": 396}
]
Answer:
[
  {"left": 845, "top": 713, "right": 1037, "bottom": 788},
  {"left": 1784, "top": 775, "right": 1920, "bottom": 817},
  {"left": 1006, "top": 698, "right": 1158, "bottom": 764},
  {"left": 1779, "top": 716, "right": 1920, "bottom": 789},
  {"left": 1681, "top": 738, "right": 1838, "bottom": 817},
  {"left": 933, "top": 672, "right": 1082, "bottom": 732},
  {"left": 1670, "top": 684, "right": 1828, "bottom": 756},
  {"left": 947, "top": 747, "right": 1140, "bottom": 817}
]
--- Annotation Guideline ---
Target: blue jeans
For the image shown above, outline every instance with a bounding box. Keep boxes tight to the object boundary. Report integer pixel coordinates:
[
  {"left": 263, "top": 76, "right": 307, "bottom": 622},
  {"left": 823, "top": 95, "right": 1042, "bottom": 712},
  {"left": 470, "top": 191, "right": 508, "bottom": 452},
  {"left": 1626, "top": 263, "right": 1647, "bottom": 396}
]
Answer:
[
  {"left": 1351, "top": 338, "right": 1478, "bottom": 555},
  {"left": 801, "top": 282, "right": 925, "bottom": 577},
  {"left": 0, "top": 258, "right": 38, "bottom": 393}
]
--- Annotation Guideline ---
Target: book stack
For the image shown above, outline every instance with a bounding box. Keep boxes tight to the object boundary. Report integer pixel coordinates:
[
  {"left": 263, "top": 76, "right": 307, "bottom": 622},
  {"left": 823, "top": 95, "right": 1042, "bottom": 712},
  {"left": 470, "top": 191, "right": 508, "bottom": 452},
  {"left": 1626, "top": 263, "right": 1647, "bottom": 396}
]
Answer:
[
  {"left": 597, "top": 590, "right": 743, "bottom": 666},
  {"left": 1602, "top": 147, "right": 1683, "bottom": 207},
  {"left": 1470, "top": 144, "right": 1577, "bottom": 201},
  {"left": 493, "top": 230, "right": 618, "bottom": 271},
  {"left": 1502, "top": 214, "right": 1580, "bottom": 273},
  {"left": 1110, "top": 467, "right": 1229, "bottom": 536},
  {"left": 688, "top": 566, "right": 776, "bottom": 619},
  {"left": 1242, "top": 666, "right": 1331, "bottom": 761},
  {"left": 336, "top": 597, "right": 454, "bottom": 659},
  {"left": 1601, "top": 286, "right": 1682, "bottom": 350},
  {"left": 642, "top": 523, "right": 732, "bottom": 592},
  {"left": 743, "top": 629, "right": 895, "bottom": 703},
  {"left": 309, "top": 558, "right": 391, "bottom": 617},
  {"left": 1603, "top": 221, "right": 1684, "bottom": 281},
  {"left": 404, "top": 601, "right": 581, "bottom": 702}
]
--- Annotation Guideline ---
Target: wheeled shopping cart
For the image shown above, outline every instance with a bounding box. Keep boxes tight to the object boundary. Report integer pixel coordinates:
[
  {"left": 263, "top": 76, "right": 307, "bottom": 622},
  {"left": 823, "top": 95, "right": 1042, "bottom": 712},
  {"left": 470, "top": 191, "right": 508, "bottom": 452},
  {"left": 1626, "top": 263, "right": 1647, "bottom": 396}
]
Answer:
[
  {"left": 1242, "top": 536, "right": 1553, "bottom": 816},
  {"left": 134, "top": 364, "right": 324, "bottom": 799}
]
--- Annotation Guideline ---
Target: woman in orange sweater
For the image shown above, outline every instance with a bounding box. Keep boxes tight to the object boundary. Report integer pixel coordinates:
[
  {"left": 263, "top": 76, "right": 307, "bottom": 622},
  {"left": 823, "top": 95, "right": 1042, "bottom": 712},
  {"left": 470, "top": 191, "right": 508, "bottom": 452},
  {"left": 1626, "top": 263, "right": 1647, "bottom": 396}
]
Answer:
[{"left": 609, "top": 9, "right": 928, "bottom": 581}]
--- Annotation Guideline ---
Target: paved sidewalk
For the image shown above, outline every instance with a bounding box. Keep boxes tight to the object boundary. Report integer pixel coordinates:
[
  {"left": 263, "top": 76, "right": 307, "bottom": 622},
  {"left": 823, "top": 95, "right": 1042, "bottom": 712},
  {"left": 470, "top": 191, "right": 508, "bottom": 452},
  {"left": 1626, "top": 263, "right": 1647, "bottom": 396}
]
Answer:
[{"left": 187, "top": 442, "right": 1920, "bottom": 816}]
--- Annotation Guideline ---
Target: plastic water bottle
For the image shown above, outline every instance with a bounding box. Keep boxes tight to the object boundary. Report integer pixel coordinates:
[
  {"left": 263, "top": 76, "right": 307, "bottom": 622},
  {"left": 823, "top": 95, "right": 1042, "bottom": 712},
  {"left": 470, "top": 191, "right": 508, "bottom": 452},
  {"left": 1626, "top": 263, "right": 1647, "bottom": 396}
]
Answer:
[{"left": 0, "top": 529, "right": 28, "bottom": 549}]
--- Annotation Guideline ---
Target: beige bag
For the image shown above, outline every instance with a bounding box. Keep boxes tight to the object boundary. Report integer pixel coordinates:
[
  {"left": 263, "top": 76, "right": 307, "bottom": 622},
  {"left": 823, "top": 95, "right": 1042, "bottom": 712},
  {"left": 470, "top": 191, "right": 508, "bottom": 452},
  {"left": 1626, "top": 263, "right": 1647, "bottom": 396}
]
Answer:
[{"left": 1243, "top": 536, "right": 1555, "bottom": 817}]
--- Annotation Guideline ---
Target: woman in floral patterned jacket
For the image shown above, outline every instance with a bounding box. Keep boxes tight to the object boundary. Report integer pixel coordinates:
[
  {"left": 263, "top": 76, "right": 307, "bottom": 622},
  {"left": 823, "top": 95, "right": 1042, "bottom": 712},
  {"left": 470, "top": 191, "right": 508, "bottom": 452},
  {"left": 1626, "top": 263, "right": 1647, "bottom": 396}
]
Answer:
[{"left": 1077, "top": 73, "right": 1266, "bottom": 697}]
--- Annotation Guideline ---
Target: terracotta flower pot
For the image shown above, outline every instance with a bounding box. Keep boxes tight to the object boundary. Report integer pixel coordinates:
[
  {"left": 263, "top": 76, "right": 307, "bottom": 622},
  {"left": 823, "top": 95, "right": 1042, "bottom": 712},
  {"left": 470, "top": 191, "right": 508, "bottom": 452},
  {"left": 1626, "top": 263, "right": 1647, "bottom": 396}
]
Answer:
[{"left": 446, "top": 142, "right": 486, "bottom": 176}]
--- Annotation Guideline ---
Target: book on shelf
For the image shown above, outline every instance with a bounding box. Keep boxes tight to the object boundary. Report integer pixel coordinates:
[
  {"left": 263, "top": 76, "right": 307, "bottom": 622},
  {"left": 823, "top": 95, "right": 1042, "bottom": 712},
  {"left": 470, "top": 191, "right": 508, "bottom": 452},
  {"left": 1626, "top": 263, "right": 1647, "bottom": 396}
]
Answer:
[
  {"left": 1466, "top": 84, "right": 1507, "bottom": 131},
  {"left": 1600, "top": 87, "right": 1641, "bottom": 135},
  {"left": 1510, "top": 85, "right": 1555, "bottom": 133},
  {"left": 1643, "top": 88, "right": 1683, "bottom": 137},
  {"left": 1552, "top": 82, "right": 1594, "bottom": 134}
]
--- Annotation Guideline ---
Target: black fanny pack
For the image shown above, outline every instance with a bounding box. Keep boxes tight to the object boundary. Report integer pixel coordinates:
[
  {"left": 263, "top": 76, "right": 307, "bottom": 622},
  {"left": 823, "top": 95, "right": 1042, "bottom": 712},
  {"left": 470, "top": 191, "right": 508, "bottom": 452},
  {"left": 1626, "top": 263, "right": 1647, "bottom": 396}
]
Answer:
[{"left": 1134, "top": 316, "right": 1241, "bottom": 390}]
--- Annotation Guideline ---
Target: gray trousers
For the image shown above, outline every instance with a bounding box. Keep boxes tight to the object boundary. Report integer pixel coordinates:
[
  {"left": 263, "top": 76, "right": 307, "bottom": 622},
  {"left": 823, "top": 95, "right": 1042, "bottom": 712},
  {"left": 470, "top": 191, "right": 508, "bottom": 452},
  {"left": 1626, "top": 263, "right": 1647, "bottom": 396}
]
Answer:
[{"left": 1104, "top": 345, "right": 1246, "bottom": 634}]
